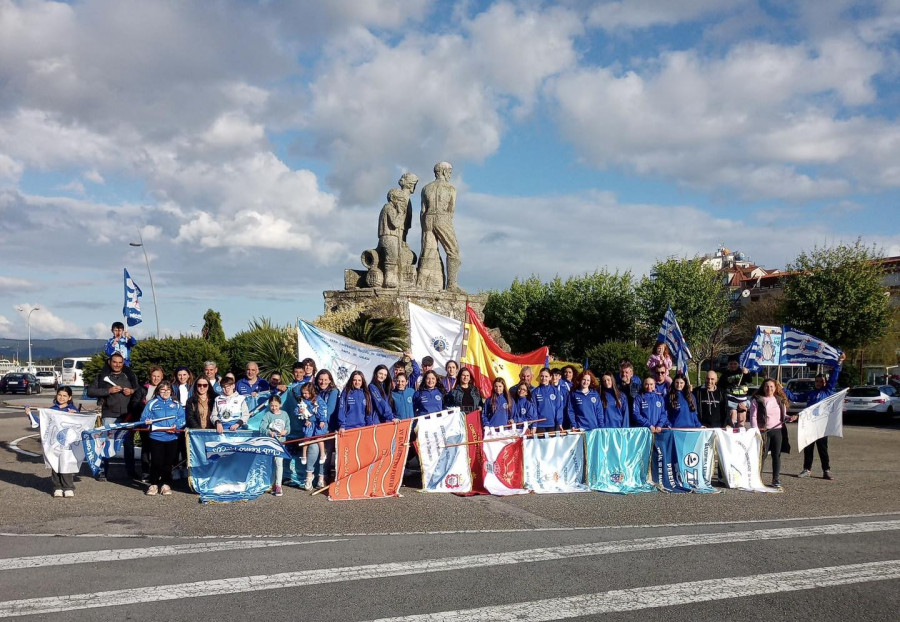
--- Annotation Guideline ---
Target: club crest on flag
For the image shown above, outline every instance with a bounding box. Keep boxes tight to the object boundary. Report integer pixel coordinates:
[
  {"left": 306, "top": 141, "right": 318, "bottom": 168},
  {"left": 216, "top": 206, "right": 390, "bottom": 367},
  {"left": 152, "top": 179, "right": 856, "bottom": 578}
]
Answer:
[
  {"left": 50, "top": 423, "right": 81, "bottom": 451},
  {"left": 684, "top": 452, "right": 700, "bottom": 468},
  {"left": 610, "top": 472, "right": 624, "bottom": 484},
  {"left": 430, "top": 335, "right": 449, "bottom": 353},
  {"left": 443, "top": 473, "right": 462, "bottom": 488}
]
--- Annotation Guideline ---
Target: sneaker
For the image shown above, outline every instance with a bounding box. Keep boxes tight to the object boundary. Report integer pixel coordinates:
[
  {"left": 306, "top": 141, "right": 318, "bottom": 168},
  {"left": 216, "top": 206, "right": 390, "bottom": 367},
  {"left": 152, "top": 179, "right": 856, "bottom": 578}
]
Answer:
[
  {"left": 315, "top": 476, "right": 326, "bottom": 489},
  {"left": 772, "top": 481, "right": 782, "bottom": 489},
  {"left": 95, "top": 471, "right": 107, "bottom": 482},
  {"left": 160, "top": 484, "right": 172, "bottom": 495},
  {"left": 798, "top": 469, "right": 811, "bottom": 478},
  {"left": 146, "top": 485, "right": 158, "bottom": 496},
  {"left": 823, "top": 470, "right": 835, "bottom": 480},
  {"left": 273, "top": 485, "right": 283, "bottom": 497},
  {"left": 52, "top": 489, "right": 63, "bottom": 498},
  {"left": 302, "top": 476, "right": 313, "bottom": 491},
  {"left": 63, "top": 490, "right": 74, "bottom": 498}
]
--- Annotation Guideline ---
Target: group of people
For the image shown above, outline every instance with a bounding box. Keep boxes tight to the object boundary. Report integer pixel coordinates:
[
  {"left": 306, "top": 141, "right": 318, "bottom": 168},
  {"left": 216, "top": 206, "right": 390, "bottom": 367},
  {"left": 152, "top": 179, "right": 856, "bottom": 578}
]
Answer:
[{"left": 35, "top": 322, "right": 842, "bottom": 497}]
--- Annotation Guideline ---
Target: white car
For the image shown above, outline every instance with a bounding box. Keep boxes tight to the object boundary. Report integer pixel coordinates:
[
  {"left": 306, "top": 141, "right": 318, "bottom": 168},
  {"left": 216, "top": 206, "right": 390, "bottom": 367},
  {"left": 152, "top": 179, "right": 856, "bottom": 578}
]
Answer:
[
  {"left": 35, "top": 370, "right": 59, "bottom": 389},
  {"left": 842, "top": 385, "right": 900, "bottom": 416}
]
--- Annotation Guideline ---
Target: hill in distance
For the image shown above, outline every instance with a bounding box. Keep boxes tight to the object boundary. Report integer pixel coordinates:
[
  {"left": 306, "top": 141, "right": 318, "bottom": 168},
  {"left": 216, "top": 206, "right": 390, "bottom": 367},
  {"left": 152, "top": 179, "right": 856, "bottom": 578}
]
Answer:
[{"left": 0, "top": 338, "right": 106, "bottom": 362}]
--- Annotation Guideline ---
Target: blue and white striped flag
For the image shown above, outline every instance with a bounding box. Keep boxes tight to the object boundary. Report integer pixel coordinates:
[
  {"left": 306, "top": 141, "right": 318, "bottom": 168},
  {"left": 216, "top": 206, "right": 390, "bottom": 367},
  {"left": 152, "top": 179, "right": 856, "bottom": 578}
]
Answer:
[
  {"left": 739, "top": 329, "right": 763, "bottom": 373},
  {"left": 657, "top": 306, "right": 692, "bottom": 375},
  {"left": 780, "top": 326, "right": 842, "bottom": 365},
  {"left": 81, "top": 421, "right": 144, "bottom": 477},
  {"left": 123, "top": 268, "right": 143, "bottom": 327}
]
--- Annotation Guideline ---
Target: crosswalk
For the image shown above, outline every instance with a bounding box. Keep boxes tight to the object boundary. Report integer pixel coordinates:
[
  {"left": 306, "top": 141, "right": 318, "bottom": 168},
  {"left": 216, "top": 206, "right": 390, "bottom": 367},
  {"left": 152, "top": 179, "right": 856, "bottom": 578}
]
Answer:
[{"left": 1, "top": 516, "right": 898, "bottom": 620}]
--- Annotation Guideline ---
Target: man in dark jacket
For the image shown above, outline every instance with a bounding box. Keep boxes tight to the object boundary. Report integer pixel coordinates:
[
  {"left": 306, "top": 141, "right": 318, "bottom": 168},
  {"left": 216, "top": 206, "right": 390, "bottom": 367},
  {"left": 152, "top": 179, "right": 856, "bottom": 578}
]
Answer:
[
  {"left": 693, "top": 370, "right": 730, "bottom": 428},
  {"left": 87, "top": 352, "right": 143, "bottom": 480}
]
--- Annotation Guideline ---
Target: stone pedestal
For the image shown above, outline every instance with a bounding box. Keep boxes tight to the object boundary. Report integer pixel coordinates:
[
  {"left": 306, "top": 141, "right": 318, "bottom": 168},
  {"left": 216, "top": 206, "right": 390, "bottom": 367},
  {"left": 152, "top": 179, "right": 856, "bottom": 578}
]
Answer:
[{"left": 324, "top": 287, "right": 487, "bottom": 325}]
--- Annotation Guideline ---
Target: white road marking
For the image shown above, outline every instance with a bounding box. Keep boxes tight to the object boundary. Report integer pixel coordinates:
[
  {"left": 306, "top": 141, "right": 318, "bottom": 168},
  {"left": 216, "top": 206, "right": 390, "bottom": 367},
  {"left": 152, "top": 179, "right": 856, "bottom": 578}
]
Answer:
[
  {"left": 0, "top": 538, "right": 345, "bottom": 571},
  {"left": 0, "top": 519, "right": 898, "bottom": 618},
  {"left": 364, "top": 560, "right": 900, "bottom": 622},
  {"left": 6, "top": 434, "right": 40, "bottom": 458}
]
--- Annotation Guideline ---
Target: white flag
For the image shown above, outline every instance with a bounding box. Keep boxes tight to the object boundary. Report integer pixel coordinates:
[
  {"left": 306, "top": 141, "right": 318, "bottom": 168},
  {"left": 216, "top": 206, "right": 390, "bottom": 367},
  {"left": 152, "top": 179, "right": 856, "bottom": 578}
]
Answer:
[
  {"left": 713, "top": 428, "right": 779, "bottom": 493},
  {"left": 416, "top": 408, "right": 472, "bottom": 493},
  {"left": 39, "top": 410, "right": 98, "bottom": 474},
  {"left": 408, "top": 302, "right": 464, "bottom": 376},
  {"left": 796, "top": 389, "right": 847, "bottom": 450},
  {"left": 524, "top": 433, "right": 589, "bottom": 494}
]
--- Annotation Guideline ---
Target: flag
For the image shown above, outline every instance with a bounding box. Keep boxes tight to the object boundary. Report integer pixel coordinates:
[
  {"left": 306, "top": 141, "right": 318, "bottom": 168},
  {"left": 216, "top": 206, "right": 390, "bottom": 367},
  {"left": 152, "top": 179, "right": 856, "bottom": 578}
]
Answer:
[
  {"left": 460, "top": 305, "right": 548, "bottom": 398},
  {"left": 584, "top": 428, "right": 655, "bottom": 494},
  {"left": 455, "top": 410, "right": 488, "bottom": 496},
  {"left": 123, "top": 268, "right": 143, "bottom": 327},
  {"left": 408, "top": 302, "right": 464, "bottom": 376},
  {"left": 796, "top": 389, "right": 847, "bottom": 450},
  {"left": 187, "top": 430, "right": 276, "bottom": 503},
  {"left": 523, "top": 432, "right": 589, "bottom": 494},
  {"left": 328, "top": 420, "right": 411, "bottom": 500},
  {"left": 481, "top": 423, "right": 528, "bottom": 496},
  {"left": 38, "top": 409, "right": 98, "bottom": 474},
  {"left": 780, "top": 326, "right": 842, "bottom": 366},
  {"left": 81, "top": 420, "right": 143, "bottom": 477},
  {"left": 713, "top": 428, "right": 779, "bottom": 492},
  {"left": 657, "top": 306, "right": 692, "bottom": 375},
  {"left": 416, "top": 408, "right": 472, "bottom": 493},
  {"left": 297, "top": 318, "right": 401, "bottom": 390},
  {"left": 652, "top": 429, "right": 717, "bottom": 493},
  {"left": 739, "top": 325, "right": 782, "bottom": 372},
  {"left": 204, "top": 436, "right": 290, "bottom": 460}
]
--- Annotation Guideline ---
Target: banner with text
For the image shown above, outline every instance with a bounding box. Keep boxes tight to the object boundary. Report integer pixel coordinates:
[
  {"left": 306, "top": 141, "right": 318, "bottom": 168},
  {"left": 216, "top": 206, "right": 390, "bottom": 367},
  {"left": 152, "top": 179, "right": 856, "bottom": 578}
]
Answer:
[
  {"left": 653, "top": 429, "right": 717, "bottom": 493},
  {"left": 329, "top": 420, "right": 412, "bottom": 500},
  {"left": 417, "top": 408, "right": 472, "bottom": 493},
  {"left": 39, "top": 410, "right": 99, "bottom": 474},
  {"left": 481, "top": 423, "right": 528, "bottom": 496},
  {"left": 713, "top": 428, "right": 778, "bottom": 493},
  {"left": 524, "top": 433, "right": 589, "bottom": 494},
  {"left": 187, "top": 430, "right": 276, "bottom": 503}
]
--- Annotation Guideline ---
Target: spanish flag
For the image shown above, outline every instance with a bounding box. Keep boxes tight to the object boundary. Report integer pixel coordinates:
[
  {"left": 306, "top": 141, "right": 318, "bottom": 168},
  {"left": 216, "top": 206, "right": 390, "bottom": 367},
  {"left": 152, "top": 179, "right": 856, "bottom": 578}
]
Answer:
[{"left": 460, "top": 305, "right": 549, "bottom": 398}]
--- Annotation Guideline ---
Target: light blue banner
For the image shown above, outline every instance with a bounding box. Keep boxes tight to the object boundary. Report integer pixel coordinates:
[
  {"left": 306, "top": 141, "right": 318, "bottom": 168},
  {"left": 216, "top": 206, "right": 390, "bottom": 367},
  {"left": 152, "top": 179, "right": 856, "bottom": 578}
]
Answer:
[
  {"left": 584, "top": 428, "right": 655, "bottom": 494},
  {"left": 297, "top": 318, "right": 400, "bottom": 390},
  {"left": 653, "top": 429, "right": 717, "bottom": 493},
  {"left": 81, "top": 421, "right": 142, "bottom": 477},
  {"left": 187, "top": 430, "right": 275, "bottom": 503}
]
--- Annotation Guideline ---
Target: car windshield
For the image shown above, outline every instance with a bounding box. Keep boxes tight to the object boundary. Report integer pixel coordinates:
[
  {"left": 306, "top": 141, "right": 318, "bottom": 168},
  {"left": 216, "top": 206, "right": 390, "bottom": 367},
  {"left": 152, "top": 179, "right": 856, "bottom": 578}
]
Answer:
[
  {"left": 787, "top": 380, "right": 816, "bottom": 394},
  {"left": 847, "top": 387, "right": 881, "bottom": 398},
  {"left": 8, "top": 374, "right": 25, "bottom": 380}
]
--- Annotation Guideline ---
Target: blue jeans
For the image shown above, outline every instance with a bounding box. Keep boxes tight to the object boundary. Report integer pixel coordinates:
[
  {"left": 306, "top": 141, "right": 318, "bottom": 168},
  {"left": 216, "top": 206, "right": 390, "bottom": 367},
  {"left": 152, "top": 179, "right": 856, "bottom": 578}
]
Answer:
[{"left": 305, "top": 442, "right": 326, "bottom": 478}]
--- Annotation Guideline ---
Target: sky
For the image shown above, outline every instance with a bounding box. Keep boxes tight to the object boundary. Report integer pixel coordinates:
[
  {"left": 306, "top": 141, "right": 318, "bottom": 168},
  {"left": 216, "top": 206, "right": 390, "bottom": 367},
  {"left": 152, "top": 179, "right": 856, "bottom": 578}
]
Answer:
[{"left": 1, "top": 0, "right": 899, "bottom": 345}]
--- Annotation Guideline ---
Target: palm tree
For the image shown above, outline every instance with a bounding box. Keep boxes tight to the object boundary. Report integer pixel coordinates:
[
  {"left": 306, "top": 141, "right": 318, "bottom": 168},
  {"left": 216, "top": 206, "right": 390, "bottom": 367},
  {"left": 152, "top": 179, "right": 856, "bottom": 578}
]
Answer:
[{"left": 338, "top": 313, "right": 407, "bottom": 351}]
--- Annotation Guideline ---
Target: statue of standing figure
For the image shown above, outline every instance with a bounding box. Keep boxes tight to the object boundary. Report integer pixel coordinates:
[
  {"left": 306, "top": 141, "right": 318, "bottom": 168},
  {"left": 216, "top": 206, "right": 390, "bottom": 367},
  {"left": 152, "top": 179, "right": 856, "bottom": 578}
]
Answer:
[
  {"left": 417, "top": 161, "right": 465, "bottom": 293},
  {"left": 363, "top": 172, "right": 419, "bottom": 288}
]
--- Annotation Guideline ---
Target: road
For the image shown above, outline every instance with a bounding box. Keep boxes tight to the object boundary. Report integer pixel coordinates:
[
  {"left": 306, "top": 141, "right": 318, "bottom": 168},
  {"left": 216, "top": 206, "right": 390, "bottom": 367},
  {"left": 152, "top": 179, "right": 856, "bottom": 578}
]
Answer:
[{"left": 2, "top": 394, "right": 899, "bottom": 620}]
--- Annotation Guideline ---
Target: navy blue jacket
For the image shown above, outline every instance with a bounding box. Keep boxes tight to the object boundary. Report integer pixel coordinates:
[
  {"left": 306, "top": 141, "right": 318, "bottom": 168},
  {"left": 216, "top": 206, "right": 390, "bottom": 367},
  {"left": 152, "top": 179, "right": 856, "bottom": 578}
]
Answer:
[
  {"left": 513, "top": 395, "right": 538, "bottom": 423},
  {"left": 413, "top": 387, "right": 446, "bottom": 416},
  {"left": 337, "top": 388, "right": 370, "bottom": 430},
  {"left": 633, "top": 393, "right": 668, "bottom": 428},
  {"left": 482, "top": 394, "right": 512, "bottom": 428},
  {"left": 667, "top": 393, "right": 702, "bottom": 428},
  {"left": 600, "top": 388, "right": 629, "bottom": 428}
]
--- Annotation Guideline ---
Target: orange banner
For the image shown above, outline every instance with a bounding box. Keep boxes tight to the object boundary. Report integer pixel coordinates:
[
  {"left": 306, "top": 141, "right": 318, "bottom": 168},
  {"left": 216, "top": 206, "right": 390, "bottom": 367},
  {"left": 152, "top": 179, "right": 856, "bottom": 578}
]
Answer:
[
  {"left": 460, "top": 305, "right": 549, "bottom": 398},
  {"left": 328, "top": 420, "right": 412, "bottom": 500}
]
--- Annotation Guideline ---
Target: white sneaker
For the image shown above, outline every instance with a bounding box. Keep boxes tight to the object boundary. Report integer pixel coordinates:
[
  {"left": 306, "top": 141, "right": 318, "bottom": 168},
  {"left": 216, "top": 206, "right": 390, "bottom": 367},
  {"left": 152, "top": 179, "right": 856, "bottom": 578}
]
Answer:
[
  {"left": 160, "top": 484, "right": 172, "bottom": 495},
  {"left": 52, "top": 489, "right": 63, "bottom": 498},
  {"left": 63, "top": 490, "right": 74, "bottom": 498},
  {"left": 146, "top": 485, "right": 158, "bottom": 496}
]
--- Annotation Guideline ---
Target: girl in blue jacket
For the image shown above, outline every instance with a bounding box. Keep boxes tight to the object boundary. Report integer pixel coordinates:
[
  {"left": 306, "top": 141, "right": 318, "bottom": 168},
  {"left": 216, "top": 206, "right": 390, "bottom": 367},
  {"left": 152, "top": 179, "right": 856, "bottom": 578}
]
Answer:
[
  {"left": 314, "top": 370, "right": 340, "bottom": 432},
  {"left": 666, "top": 373, "right": 702, "bottom": 428},
  {"left": 482, "top": 377, "right": 512, "bottom": 428},
  {"left": 568, "top": 371, "right": 604, "bottom": 430},
  {"left": 338, "top": 371, "right": 372, "bottom": 431},
  {"left": 391, "top": 372, "right": 415, "bottom": 420},
  {"left": 369, "top": 365, "right": 396, "bottom": 423},
  {"left": 633, "top": 377, "right": 668, "bottom": 432},
  {"left": 413, "top": 370, "right": 446, "bottom": 416},
  {"left": 599, "top": 372, "right": 629, "bottom": 428},
  {"left": 296, "top": 382, "right": 328, "bottom": 489},
  {"left": 512, "top": 382, "right": 538, "bottom": 424},
  {"left": 140, "top": 381, "right": 186, "bottom": 496},
  {"left": 532, "top": 368, "right": 564, "bottom": 431}
]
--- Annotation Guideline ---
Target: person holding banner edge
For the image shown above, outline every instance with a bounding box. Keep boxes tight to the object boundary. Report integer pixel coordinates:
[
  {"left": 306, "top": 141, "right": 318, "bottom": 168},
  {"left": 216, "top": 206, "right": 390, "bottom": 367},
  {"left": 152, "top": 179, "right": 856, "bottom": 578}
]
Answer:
[
  {"left": 25, "top": 387, "right": 80, "bottom": 497},
  {"left": 785, "top": 352, "right": 845, "bottom": 480},
  {"left": 140, "top": 381, "right": 186, "bottom": 496},
  {"left": 748, "top": 379, "right": 796, "bottom": 489}
]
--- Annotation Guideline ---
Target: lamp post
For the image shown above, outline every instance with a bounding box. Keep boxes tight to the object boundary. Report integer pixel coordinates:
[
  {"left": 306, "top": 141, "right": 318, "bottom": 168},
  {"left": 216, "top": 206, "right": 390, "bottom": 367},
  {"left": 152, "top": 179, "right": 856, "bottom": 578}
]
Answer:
[
  {"left": 129, "top": 231, "right": 161, "bottom": 339},
  {"left": 15, "top": 305, "right": 40, "bottom": 372}
]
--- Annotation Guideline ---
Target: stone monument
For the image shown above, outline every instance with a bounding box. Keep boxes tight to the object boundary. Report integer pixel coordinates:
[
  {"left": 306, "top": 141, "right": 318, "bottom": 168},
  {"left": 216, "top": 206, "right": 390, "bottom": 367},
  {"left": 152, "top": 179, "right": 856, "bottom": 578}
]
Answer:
[{"left": 326, "top": 162, "right": 484, "bottom": 326}]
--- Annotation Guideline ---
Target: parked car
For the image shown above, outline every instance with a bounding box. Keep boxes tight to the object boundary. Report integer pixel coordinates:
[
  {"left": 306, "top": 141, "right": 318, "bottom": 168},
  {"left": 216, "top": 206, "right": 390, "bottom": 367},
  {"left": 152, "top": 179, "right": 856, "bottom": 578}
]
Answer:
[
  {"left": 842, "top": 385, "right": 900, "bottom": 417},
  {"left": 0, "top": 373, "right": 43, "bottom": 395},
  {"left": 36, "top": 370, "right": 59, "bottom": 390},
  {"left": 785, "top": 378, "right": 816, "bottom": 412}
]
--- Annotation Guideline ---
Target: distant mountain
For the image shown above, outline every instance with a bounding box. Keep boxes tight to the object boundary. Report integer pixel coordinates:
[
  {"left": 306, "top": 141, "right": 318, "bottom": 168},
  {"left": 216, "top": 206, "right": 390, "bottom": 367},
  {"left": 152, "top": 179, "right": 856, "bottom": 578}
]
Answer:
[{"left": 0, "top": 338, "right": 106, "bottom": 362}]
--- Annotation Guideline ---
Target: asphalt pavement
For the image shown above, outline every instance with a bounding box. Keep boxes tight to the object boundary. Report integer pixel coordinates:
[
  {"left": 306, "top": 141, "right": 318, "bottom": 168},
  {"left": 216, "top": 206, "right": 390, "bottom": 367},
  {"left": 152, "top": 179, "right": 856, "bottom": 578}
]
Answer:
[{"left": 2, "top": 394, "right": 899, "bottom": 620}]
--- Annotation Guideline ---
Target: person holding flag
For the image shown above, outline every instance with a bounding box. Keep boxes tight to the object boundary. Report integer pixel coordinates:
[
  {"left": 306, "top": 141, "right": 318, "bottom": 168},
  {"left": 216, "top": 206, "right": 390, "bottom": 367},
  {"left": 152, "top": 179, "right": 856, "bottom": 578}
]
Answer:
[
  {"left": 105, "top": 321, "right": 137, "bottom": 367},
  {"left": 25, "top": 387, "right": 80, "bottom": 497}
]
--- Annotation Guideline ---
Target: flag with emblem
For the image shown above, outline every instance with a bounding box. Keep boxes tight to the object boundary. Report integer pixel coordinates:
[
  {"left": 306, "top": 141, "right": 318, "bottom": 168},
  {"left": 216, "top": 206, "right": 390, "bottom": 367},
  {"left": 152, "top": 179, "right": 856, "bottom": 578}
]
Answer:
[
  {"left": 713, "top": 428, "right": 779, "bottom": 492},
  {"left": 187, "top": 429, "right": 278, "bottom": 503},
  {"left": 657, "top": 306, "right": 692, "bottom": 375},
  {"left": 523, "top": 432, "right": 588, "bottom": 493},
  {"left": 416, "top": 408, "right": 472, "bottom": 493},
  {"left": 408, "top": 302, "right": 464, "bottom": 376},
  {"left": 652, "top": 429, "right": 717, "bottom": 493},
  {"left": 796, "top": 389, "right": 847, "bottom": 450},
  {"left": 38, "top": 409, "right": 99, "bottom": 473},
  {"left": 455, "top": 410, "right": 488, "bottom": 496},
  {"left": 780, "top": 326, "right": 842, "bottom": 366},
  {"left": 81, "top": 420, "right": 144, "bottom": 477},
  {"left": 123, "top": 268, "right": 143, "bottom": 327},
  {"left": 460, "top": 305, "right": 548, "bottom": 398},
  {"left": 481, "top": 423, "right": 528, "bottom": 496},
  {"left": 584, "top": 428, "right": 655, "bottom": 494}
]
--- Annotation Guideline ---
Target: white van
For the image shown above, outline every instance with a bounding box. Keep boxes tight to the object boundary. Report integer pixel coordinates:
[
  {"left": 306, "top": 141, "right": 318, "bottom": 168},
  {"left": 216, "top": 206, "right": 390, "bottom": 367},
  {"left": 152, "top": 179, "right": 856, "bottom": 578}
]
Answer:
[{"left": 61, "top": 357, "right": 92, "bottom": 388}]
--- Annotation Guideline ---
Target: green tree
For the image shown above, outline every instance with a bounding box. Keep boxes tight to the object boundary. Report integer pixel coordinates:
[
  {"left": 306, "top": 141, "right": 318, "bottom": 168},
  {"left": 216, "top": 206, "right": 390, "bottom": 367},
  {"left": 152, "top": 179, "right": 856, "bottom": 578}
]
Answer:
[
  {"left": 201, "top": 309, "right": 227, "bottom": 346},
  {"left": 782, "top": 240, "right": 891, "bottom": 351},
  {"left": 584, "top": 341, "right": 649, "bottom": 376},
  {"left": 338, "top": 314, "right": 407, "bottom": 351},
  {"left": 82, "top": 338, "right": 228, "bottom": 386},
  {"left": 636, "top": 257, "right": 732, "bottom": 381},
  {"left": 225, "top": 317, "right": 297, "bottom": 378},
  {"left": 484, "top": 270, "right": 638, "bottom": 360}
]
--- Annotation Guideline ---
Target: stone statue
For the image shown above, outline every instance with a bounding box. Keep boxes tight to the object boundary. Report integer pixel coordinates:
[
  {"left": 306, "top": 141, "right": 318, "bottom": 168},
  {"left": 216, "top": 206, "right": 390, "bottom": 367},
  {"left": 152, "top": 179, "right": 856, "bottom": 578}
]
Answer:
[
  {"left": 361, "top": 173, "right": 419, "bottom": 288},
  {"left": 417, "top": 161, "right": 464, "bottom": 293}
]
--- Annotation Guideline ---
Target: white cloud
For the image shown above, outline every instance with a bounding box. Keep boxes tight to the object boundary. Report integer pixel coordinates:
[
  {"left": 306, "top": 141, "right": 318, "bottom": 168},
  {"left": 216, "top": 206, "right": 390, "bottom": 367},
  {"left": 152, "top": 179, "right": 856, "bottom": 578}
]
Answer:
[
  {"left": 0, "top": 277, "right": 39, "bottom": 294},
  {"left": 14, "top": 304, "right": 85, "bottom": 338},
  {"left": 0, "top": 315, "right": 12, "bottom": 337},
  {"left": 588, "top": 0, "right": 749, "bottom": 30},
  {"left": 83, "top": 169, "right": 104, "bottom": 184}
]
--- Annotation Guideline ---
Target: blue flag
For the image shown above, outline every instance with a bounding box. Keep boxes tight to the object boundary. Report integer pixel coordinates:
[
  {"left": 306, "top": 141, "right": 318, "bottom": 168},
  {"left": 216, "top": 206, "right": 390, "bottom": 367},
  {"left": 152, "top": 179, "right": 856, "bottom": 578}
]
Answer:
[
  {"left": 123, "top": 268, "right": 143, "bottom": 327},
  {"left": 780, "top": 326, "right": 842, "bottom": 366},
  {"left": 657, "top": 307, "right": 692, "bottom": 375},
  {"left": 187, "top": 430, "right": 276, "bottom": 503},
  {"left": 584, "top": 428, "right": 655, "bottom": 494},
  {"left": 739, "top": 326, "right": 764, "bottom": 373},
  {"left": 653, "top": 429, "right": 717, "bottom": 493},
  {"left": 81, "top": 421, "right": 143, "bottom": 477}
]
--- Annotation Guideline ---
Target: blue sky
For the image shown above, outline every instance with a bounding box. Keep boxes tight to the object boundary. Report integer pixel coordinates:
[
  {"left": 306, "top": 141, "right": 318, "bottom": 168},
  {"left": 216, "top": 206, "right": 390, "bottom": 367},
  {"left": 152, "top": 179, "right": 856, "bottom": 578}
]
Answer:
[{"left": 1, "top": 0, "right": 899, "bottom": 341}]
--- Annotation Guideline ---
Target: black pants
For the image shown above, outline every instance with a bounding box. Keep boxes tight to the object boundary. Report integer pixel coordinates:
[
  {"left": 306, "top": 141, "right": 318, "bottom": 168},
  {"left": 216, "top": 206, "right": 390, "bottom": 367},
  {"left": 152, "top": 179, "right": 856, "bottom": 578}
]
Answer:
[
  {"left": 51, "top": 470, "right": 74, "bottom": 491},
  {"left": 149, "top": 439, "right": 178, "bottom": 487},
  {"left": 803, "top": 437, "right": 830, "bottom": 471},
  {"left": 762, "top": 428, "right": 783, "bottom": 483},
  {"left": 139, "top": 431, "right": 152, "bottom": 475}
]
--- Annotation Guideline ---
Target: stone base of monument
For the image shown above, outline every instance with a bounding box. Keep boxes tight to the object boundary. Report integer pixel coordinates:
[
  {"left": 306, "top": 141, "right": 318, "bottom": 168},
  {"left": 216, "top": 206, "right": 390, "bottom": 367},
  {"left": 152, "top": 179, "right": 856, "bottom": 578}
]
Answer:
[{"left": 324, "top": 285, "right": 487, "bottom": 326}]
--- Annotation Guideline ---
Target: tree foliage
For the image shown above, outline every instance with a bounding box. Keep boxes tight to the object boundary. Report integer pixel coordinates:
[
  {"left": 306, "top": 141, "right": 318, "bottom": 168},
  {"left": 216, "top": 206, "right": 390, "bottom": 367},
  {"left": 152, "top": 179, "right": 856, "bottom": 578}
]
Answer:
[
  {"left": 782, "top": 240, "right": 891, "bottom": 351},
  {"left": 483, "top": 271, "right": 638, "bottom": 360},
  {"left": 338, "top": 313, "right": 407, "bottom": 351},
  {"left": 584, "top": 341, "right": 649, "bottom": 377},
  {"left": 82, "top": 338, "right": 228, "bottom": 386},
  {"left": 225, "top": 317, "right": 297, "bottom": 377},
  {"left": 201, "top": 308, "right": 226, "bottom": 346}
]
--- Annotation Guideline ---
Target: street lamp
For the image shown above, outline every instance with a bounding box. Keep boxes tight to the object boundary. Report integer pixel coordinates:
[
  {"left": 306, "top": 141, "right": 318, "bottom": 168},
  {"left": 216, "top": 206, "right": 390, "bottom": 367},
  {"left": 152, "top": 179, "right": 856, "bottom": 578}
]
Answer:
[
  {"left": 15, "top": 305, "right": 40, "bottom": 372},
  {"left": 129, "top": 230, "right": 161, "bottom": 339}
]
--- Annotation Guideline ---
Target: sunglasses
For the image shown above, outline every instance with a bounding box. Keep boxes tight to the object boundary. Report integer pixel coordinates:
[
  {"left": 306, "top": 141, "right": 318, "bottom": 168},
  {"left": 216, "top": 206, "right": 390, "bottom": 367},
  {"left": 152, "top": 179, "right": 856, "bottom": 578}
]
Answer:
[{"left": 197, "top": 383, "right": 209, "bottom": 388}]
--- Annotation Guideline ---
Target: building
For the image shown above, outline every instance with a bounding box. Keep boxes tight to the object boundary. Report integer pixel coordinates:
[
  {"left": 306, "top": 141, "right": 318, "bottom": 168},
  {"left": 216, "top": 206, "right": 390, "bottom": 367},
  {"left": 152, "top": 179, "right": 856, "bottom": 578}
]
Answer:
[{"left": 701, "top": 245, "right": 782, "bottom": 307}]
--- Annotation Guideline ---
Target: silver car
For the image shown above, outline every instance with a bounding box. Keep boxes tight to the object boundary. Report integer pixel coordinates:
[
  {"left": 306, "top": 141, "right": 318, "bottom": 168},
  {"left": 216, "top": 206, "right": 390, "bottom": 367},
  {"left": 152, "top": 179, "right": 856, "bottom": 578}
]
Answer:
[{"left": 35, "top": 370, "right": 59, "bottom": 390}]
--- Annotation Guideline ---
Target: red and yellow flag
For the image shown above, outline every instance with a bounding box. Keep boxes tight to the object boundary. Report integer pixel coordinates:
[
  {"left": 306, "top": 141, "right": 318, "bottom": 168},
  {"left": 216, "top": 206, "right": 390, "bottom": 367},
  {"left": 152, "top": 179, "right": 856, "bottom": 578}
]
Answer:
[
  {"left": 328, "top": 420, "right": 412, "bottom": 500},
  {"left": 460, "top": 305, "right": 549, "bottom": 398}
]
